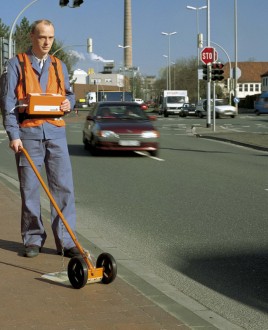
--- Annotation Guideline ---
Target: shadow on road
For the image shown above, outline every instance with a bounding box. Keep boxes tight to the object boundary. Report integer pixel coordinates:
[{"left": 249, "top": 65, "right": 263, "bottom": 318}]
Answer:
[
  {"left": 67, "top": 144, "right": 144, "bottom": 158},
  {"left": 171, "top": 250, "right": 268, "bottom": 313}
]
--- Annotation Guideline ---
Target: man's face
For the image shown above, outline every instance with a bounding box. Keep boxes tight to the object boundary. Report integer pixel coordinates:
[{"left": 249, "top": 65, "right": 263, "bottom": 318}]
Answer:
[{"left": 30, "top": 22, "right": 54, "bottom": 58}]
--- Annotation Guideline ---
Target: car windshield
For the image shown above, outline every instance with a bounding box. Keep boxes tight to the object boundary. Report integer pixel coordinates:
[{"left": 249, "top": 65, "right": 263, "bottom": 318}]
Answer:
[
  {"left": 215, "top": 99, "right": 229, "bottom": 106},
  {"left": 167, "top": 96, "right": 186, "bottom": 103},
  {"left": 96, "top": 105, "right": 148, "bottom": 120}
]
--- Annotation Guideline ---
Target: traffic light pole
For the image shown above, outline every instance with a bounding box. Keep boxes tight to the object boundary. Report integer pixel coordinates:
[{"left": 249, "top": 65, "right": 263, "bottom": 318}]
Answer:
[
  {"left": 206, "top": 0, "right": 211, "bottom": 128},
  {"left": 206, "top": 63, "right": 211, "bottom": 127}
]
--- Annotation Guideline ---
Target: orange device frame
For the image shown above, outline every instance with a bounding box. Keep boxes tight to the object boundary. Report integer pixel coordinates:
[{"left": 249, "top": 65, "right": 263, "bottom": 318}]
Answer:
[{"left": 26, "top": 93, "right": 65, "bottom": 116}]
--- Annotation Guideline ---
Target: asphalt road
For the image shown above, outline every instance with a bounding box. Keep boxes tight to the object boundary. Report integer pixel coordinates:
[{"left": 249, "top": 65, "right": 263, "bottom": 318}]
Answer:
[
  {"left": 1, "top": 112, "right": 268, "bottom": 329},
  {"left": 66, "top": 113, "right": 268, "bottom": 330}
]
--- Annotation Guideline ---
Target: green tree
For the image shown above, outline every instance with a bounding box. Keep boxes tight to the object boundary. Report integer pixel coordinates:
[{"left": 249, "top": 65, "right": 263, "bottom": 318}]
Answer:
[
  {"left": 13, "top": 17, "right": 31, "bottom": 53},
  {"left": 0, "top": 18, "right": 9, "bottom": 38},
  {"left": 154, "top": 56, "right": 225, "bottom": 103}
]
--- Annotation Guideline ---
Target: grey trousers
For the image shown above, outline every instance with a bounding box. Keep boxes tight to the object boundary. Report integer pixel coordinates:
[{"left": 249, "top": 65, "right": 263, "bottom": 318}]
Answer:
[{"left": 16, "top": 138, "right": 77, "bottom": 252}]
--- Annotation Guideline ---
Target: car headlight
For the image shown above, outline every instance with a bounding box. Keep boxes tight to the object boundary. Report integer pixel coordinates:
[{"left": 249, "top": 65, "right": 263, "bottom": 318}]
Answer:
[
  {"left": 98, "top": 130, "right": 119, "bottom": 138},
  {"left": 141, "top": 130, "right": 160, "bottom": 138}
]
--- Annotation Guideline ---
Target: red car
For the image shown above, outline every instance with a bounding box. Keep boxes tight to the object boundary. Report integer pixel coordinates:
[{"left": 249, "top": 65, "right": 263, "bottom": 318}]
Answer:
[{"left": 83, "top": 101, "right": 160, "bottom": 156}]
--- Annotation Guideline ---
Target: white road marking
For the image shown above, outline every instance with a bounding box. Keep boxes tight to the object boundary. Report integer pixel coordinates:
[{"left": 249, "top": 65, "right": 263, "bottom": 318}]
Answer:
[
  {"left": 219, "top": 125, "right": 245, "bottom": 132},
  {"left": 135, "top": 151, "right": 165, "bottom": 161}
]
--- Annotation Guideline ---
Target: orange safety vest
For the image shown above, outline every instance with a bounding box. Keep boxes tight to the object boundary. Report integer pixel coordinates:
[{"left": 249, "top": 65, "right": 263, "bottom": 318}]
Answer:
[{"left": 16, "top": 53, "right": 66, "bottom": 128}]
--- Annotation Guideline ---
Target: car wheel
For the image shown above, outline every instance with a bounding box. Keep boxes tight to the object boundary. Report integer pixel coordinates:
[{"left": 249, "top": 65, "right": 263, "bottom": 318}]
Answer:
[
  {"left": 83, "top": 133, "right": 90, "bottom": 150},
  {"left": 164, "top": 111, "right": 168, "bottom": 118},
  {"left": 255, "top": 110, "right": 260, "bottom": 116},
  {"left": 198, "top": 112, "right": 203, "bottom": 118},
  {"left": 89, "top": 136, "right": 101, "bottom": 156},
  {"left": 231, "top": 115, "right": 236, "bottom": 118},
  {"left": 149, "top": 150, "right": 158, "bottom": 157}
]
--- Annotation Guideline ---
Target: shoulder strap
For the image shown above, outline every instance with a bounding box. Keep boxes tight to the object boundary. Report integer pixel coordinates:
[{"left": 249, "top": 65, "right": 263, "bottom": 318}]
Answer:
[
  {"left": 17, "top": 53, "right": 27, "bottom": 96},
  {"left": 50, "top": 55, "right": 63, "bottom": 92}
]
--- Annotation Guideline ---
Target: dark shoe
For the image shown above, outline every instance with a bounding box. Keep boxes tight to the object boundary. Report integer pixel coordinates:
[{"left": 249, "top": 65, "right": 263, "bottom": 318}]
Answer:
[
  {"left": 58, "top": 247, "right": 81, "bottom": 258},
  {"left": 24, "top": 245, "right": 41, "bottom": 258}
]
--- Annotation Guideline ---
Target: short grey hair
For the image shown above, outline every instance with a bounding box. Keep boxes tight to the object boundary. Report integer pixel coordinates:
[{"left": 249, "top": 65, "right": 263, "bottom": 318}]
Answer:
[{"left": 30, "top": 19, "right": 54, "bottom": 34}]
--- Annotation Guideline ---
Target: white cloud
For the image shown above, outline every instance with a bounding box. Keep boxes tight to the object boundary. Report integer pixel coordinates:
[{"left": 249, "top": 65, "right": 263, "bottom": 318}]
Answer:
[
  {"left": 90, "top": 52, "right": 114, "bottom": 63},
  {"left": 68, "top": 50, "right": 86, "bottom": 61},
  {"left": 68, "top": 50, "right": 114, "bottom": 64}
]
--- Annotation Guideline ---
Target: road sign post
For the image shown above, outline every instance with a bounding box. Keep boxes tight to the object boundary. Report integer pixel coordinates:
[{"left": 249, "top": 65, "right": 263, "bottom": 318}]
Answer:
[{"left": 200, "top": 47, "right": 218, "bottom": 128}]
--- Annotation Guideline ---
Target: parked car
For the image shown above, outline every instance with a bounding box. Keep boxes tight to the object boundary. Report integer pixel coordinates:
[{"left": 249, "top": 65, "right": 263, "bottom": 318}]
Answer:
[
  {"left": 83, "top": 101, "right": 160, "bottom": 156},
  {"left": 133, "top": 98, "right": 144, "bottom": 104},
  {"left": 75, "top": 98, "right": 88, "bottom": 108},
  {"left": 179, "top": 103, "right": 196, "bottom": 117},
  {"left": 195, "top": 99, "right": 237, "bottom": 118}
]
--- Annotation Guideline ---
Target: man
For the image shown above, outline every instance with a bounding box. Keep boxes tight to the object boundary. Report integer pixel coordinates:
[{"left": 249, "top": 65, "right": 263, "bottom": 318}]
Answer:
[{"left": 1, "top": 19, "right": 80, "bottom": 258}]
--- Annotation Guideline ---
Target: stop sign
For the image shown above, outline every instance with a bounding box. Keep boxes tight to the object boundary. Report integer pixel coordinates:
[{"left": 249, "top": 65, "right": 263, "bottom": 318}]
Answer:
[{"left": 201, "top": 47, "right": 218, "bottom": 64}]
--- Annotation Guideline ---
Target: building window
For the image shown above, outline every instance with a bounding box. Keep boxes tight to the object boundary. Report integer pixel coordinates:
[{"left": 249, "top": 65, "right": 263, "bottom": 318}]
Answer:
[
  {"left": 255, "top": 84, "right": 259, "bottom": 92},
  {"left": 250, "top": 84, "right": 254, "bottom": 92},
  {"left": 239, "top": 84, "right": 243, "bottom": 92},
  {"left": 105, "top": 79, "right": 112, "bottom": 83},
  {"left": 244, "top": 84, "right": 248, "bottom": 92},
  {"left": 93, "top": 78, "right": 101, "bottom": 84}
]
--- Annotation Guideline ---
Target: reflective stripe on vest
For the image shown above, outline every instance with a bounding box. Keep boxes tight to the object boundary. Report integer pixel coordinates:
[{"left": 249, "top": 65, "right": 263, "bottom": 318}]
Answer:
[{"left": 17, "top": 53, "right": 66, "bottom": 128}]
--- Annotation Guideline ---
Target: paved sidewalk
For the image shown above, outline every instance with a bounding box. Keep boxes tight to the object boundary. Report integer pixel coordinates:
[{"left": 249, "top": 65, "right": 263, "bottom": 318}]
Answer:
[
  {"left": 0, "top": 178, "right": 221, "bottom": 330},
  {"left": 193, "top": 125, "right": 268, "bottom": 152}
]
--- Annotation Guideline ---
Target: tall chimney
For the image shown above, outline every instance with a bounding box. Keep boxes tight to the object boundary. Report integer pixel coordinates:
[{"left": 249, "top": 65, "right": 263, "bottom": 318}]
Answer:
[{"left": 124, "top": 0, "right": 133, "bottom": 69}]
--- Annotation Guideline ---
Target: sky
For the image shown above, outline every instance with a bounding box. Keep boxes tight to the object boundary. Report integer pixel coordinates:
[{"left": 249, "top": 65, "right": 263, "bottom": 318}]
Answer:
[{"left": 1, "top": 0, "right": 268, "bottom": 77}]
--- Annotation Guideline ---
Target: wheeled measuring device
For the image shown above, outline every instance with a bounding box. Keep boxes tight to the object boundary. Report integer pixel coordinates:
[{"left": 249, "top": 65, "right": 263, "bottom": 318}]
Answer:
[{"left": 20, "top": 147, "right": 117, "bottom": 289}]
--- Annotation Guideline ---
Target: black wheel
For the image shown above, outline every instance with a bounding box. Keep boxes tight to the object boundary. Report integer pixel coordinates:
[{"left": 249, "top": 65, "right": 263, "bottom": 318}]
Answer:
[
  {"left": 149, "top": 150, "right": 158, "bottom": 157},
  {"left": 96, "top": 253, "right": 117, "bottom": 284},
  {"left": 89, "top": 136, "right": 101, "bottom": 156},
  {"left": 68, "top": 257, "right": 88, "bottom": 289},
  {"left": 83, "top": 132, "right": 91, "bottom": 150}
]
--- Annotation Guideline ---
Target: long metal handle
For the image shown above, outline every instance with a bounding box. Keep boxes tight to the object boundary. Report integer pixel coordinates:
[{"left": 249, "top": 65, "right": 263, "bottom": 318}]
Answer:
[{"left": 19, "top": 147, "right": 95, "bottom": 270}]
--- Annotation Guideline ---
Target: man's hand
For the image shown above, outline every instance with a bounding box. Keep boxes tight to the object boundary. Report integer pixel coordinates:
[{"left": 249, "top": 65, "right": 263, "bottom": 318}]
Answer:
[
  {"left": 60, "top": 99, "right": 71, "bottom": 113},
  {"left": 10, "top": 139, "right": 23, "bottom": 153}
]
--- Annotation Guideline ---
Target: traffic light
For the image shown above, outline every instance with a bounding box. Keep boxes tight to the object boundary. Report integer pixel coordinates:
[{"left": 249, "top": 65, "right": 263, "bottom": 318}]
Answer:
[
  {"left": 202, "top": 64, "right": 208, "bottom": 80},
  {"left": 59, "top": 0, "right": 69, "bottom": 6},
  {"left": 59, "top": 0, "right": 83, "bottom": 7},
  {"left": 73, "top": 0, "right": 84, "bottom": 7},
  {"left": 211, "top": 62, "right": 224, "bottom": 81}
]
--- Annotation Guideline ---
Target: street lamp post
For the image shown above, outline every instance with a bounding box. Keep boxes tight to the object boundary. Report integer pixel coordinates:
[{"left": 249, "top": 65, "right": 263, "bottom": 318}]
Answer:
[
  {"left": 171, "top": 61, "right": 176, "bottom": 90},
  {"left": 234, "top": 0, "right": 238, "bottom": 111},
  {"left": 52, "top": 44, "right": 85, "bottom": 56},
  {"left": 118, "top": 44, "right": 130, "bottom": 101},
  {"left": 161, "top": 31, "right": 177, "bottom": 90},
  {"left": 186, "top": 5, "right": 207, "bottom": 102},
  {"left": 94, "top": 58, "right": 100, "bottom": 102},
  {"left": 8, "top": 0, "right": 39, "bottom": 58},
  {"left": 163, "top": 55, "right": 168, "bottom": 90}
]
